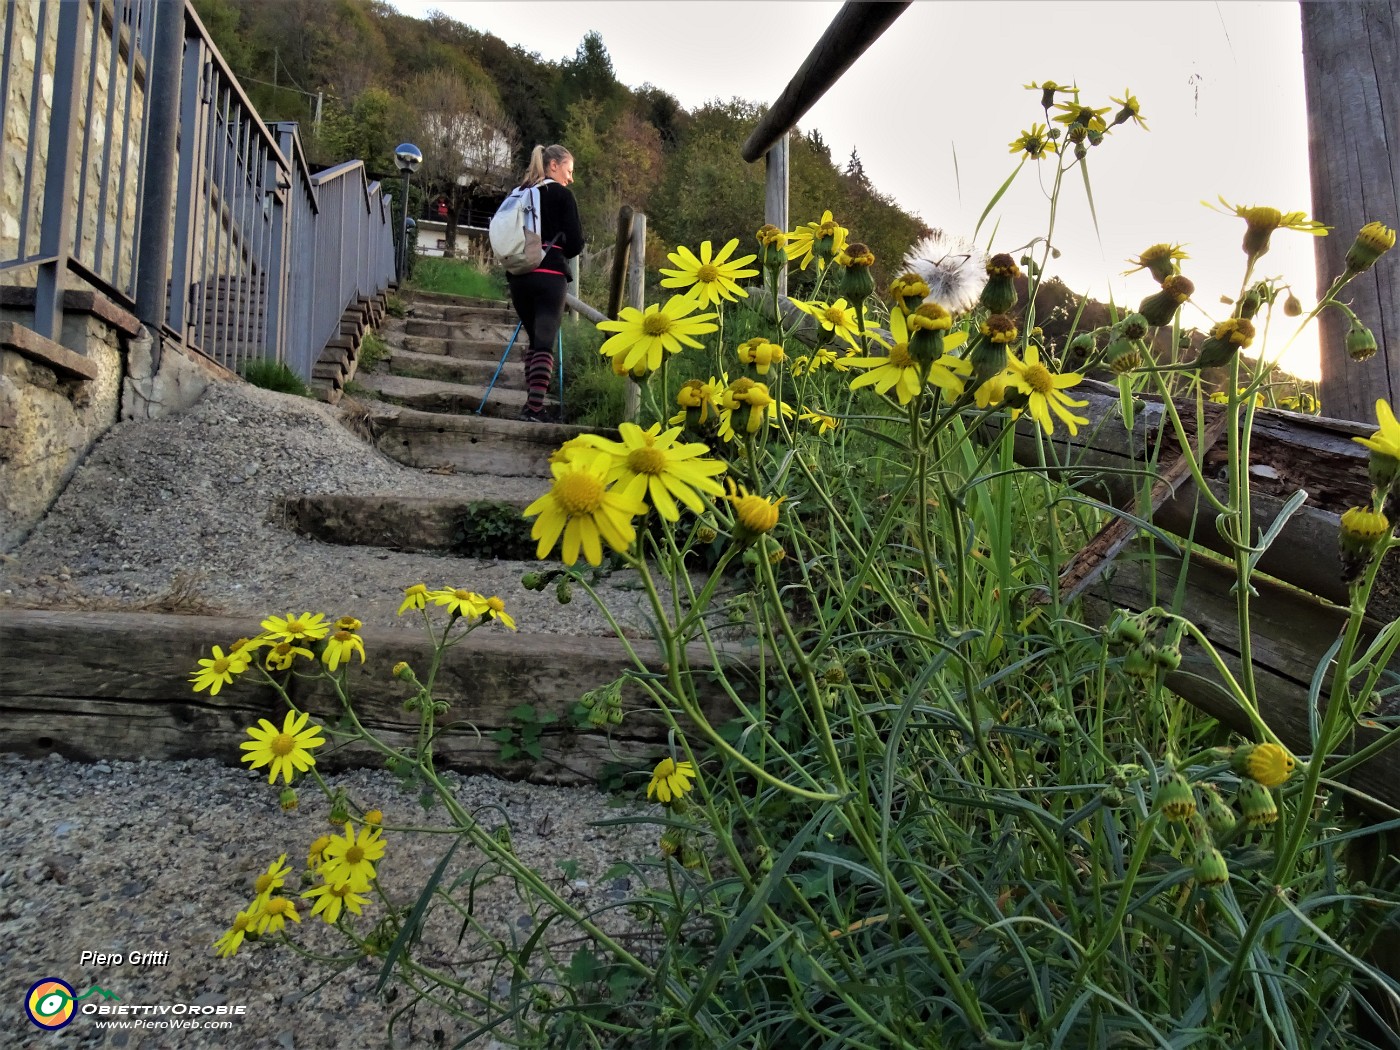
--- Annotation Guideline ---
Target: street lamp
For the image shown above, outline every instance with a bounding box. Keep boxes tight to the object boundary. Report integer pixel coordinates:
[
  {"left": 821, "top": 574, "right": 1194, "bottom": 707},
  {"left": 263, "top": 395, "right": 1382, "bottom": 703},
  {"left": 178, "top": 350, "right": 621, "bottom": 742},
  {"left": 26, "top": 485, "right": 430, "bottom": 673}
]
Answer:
[{"left": 393, "top": 142, "right": 422, "bottom": 281}]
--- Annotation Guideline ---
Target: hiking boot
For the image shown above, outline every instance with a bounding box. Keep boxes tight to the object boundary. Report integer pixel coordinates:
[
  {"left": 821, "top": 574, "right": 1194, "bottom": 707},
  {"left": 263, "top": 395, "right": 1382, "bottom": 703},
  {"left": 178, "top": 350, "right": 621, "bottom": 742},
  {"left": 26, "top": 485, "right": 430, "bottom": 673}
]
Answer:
[{"left": 518, "top": 405, "right": 550, "bottom": 424}]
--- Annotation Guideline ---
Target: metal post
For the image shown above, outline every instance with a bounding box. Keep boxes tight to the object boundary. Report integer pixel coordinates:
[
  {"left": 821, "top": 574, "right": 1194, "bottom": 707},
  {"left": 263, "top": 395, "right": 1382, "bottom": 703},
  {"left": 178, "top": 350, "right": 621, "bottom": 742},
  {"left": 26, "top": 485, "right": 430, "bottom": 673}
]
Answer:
[
  {"left": 133, "top": 0, "right": 186, "bottom": 339},
  {"left": 398, "top": 172, "right": 411, "bottom": 280}
]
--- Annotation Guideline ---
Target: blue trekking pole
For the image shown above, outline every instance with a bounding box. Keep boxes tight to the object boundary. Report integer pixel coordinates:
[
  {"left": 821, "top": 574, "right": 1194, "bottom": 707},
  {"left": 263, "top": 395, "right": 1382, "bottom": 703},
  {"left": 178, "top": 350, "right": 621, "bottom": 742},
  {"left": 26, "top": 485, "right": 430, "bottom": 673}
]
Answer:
[{"left": 477, "top": 322, "right": 521, "bottom": 415}]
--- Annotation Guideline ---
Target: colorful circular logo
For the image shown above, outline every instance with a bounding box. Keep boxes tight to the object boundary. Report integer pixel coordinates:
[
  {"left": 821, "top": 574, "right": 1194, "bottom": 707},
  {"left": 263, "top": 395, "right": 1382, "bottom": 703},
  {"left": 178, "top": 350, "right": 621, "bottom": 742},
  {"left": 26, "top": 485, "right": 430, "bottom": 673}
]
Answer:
[{"left": 26, "top": 978, "right": 76, "bottom": 1030}]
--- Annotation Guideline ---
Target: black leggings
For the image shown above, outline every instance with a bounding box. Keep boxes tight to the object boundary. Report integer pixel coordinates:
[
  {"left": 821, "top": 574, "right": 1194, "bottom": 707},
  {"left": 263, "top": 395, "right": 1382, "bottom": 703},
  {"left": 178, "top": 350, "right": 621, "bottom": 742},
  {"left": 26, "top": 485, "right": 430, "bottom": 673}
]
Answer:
[{"left": 506, "top": 271, "right": 567, "bottom": 411}]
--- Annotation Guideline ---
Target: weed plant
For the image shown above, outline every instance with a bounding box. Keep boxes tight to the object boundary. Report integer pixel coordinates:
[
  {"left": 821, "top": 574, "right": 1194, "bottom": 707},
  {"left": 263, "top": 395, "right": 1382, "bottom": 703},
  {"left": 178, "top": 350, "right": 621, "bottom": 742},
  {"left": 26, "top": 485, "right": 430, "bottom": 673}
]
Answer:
[
  {"left": 239, "top": 356, "right": 311, "bottom": 398},
  {"left": 199, "top": 83, "right": 1400, "bottom": 1049}
]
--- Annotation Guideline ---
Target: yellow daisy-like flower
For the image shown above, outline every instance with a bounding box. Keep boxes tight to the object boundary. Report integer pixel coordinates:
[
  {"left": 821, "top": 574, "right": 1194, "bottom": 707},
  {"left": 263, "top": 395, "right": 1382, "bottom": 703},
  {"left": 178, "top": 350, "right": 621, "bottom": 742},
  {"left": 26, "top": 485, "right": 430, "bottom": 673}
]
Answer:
[
  {"left": 334, "top": 616, "right": 361, "bottom": 632},
  {"left": 736, "top": 337, "right": 785, "bottom": 375},
  {"left": 253, "top": 854, "right": 292, "bottom": 904},
  {"left": 789, "top": 297, "right": 871, "bottom": 352},
  {"left": 1109, "top": 89, "right": 1148, "bottom": 130},
  {"left": 1354, "top": 399, "right": 1400, "bottom": 459},
  {"left": 549, "top": 436, "right": 603, "bottom": 467},
  {"left": 213, "top": 903, "right": 262, "bottom": 958},
  {"left": 716, "top": 378, "right": 792, "bottom": 443},
  {"left": 320, "top": 822, "right": 386, "bottom": 891},
  {"left": 523, "top": 457, "right": 648, "bottom": 567},
  {"left": 1052, "top": 99, "right": 1111, "bottom": 132},
  {"left": 1206, "top": 196, "right": 1329, "bottom": 259},
  {"left": 260, "top": 612, "right": 331, "bottom": 644},
  {"left": 846, "top": 309, "right": 971, "bottom": 405},
  {"left": 669, "top": 376, "right": 724, "bottom": 429},
  {"left": 190, "top": 644, "right": 251, "bottom": 697},
  {"left": 659, "top": 238, "right": 759, "bottom": 306},
  {"left": 252, "top": 896, "right": 300, "bottom": 936},
  {"left": 785, "top": 209, "right": 849, "bottom": 271},
  {"left": 647, "top": 757, "right": 697, "bottom": 804},
  {"left": 1122, "top": 243, "right": 1189, "bottom": 279},
  {"left": 397, "top": 584, "right": 429, "bottom": 616},
  {"left": 307, "top": 835, "right": 333, "bottom": 870},
  {"left": 484, "top": 595, "right": 517, "bottom": 630},
  {"left": 1004, "top": 345, "right": 1090, "bottom": 436},
  {"left": 430, "top": 588, "right": 489, "bottom": 619},
  {"left": 302, "top": 879, "right": 370, "bottom": 925},
  {"left": 723, "top": 478, "right": 784, "bottom": 541},
  {"left": 1009, "top": 123, "right": 1056, "bottom": 159},
  {"left": 1242, "top": 742, "right": 1296, "bottom": 788},
  {"left": 799, "top": 408, "right": 839, "bottom": 435},
  {"left": 264, "top": 641, "right": 314, "bottom": 672},
  {"left": 1025, "top": 79, "right": 1076, "bottom": 108},
  {"left": 581, "top": 422, "right": 727, "bottom": 521},
  {"left": 227, "top": 636, "right": 267, "bottom": 661},
  {"left": 239, "top": 710, "right": 326, "bottom": 785},
  {"left": 596, "top": 296, "right": 719, "bottom": 375},
  {"left": 322, "top": 630, "right": 366, "bottom": 672}
]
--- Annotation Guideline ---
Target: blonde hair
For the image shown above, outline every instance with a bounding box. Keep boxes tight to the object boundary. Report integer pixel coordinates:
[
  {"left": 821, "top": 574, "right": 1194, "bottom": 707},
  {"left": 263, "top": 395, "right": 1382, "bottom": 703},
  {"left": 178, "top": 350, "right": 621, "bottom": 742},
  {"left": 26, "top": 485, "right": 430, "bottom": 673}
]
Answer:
[{"left": 520, "top": 144, "right": 572, "bottom": 188}]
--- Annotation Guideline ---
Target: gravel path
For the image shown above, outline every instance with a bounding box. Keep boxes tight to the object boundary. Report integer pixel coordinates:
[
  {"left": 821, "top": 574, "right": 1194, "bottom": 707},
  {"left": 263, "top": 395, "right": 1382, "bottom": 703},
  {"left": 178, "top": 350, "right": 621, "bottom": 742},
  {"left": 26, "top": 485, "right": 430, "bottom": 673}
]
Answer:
[{"left": 0, "top": 378, "right": 684, "bottom": 1046}]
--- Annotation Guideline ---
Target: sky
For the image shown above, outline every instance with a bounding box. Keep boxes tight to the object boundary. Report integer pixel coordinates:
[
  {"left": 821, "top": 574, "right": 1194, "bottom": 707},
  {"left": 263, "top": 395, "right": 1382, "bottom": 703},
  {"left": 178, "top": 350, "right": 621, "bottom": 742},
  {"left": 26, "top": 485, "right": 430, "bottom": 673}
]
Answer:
[{"left": 390, "top": 1, "right": 1323, "bottom": 380}]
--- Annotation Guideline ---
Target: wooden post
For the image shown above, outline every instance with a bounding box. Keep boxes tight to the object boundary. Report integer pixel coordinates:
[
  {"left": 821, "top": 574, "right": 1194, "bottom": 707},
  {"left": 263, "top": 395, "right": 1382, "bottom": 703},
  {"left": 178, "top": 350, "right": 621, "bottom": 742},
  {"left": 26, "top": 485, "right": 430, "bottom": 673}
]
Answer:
[
  {"left": 1301, "top": 1, "right": 1400, "bottom": 422},
  {"left": 607, "top": 205, "right": 634, "bottom": 321},
  {"left": 765, "top": 137, "right": 789, "bottom": 300},
  {"left": 624, "top": 212, "right": 646, "bottom": 421}
]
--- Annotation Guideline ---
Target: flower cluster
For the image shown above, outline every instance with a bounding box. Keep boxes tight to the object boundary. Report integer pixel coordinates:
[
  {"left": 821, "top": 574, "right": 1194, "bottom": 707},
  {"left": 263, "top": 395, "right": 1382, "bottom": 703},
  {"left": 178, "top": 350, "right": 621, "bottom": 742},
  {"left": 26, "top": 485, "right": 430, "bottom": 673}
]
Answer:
[{"left": 189, "top": 612, "right": 368, "bottom": 696}]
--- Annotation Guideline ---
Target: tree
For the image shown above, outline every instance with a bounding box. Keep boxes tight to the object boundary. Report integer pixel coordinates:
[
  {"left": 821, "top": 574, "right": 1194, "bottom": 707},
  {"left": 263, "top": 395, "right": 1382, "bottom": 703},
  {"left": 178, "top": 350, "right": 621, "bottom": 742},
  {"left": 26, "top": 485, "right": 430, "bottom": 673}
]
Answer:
[
  {"left": 406, "top": 70, "right": 518, "bottom": 254},
  {"left": 1301, "top": 1, "right": 1400, "bottom": 422}
]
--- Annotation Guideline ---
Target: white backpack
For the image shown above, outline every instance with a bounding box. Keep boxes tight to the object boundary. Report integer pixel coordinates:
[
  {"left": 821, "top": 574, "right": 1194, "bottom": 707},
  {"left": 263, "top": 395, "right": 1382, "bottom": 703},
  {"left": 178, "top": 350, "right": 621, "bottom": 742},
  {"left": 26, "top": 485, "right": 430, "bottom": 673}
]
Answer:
[{"left": 489, "top": 178, "right": 554, "bottom": 275}]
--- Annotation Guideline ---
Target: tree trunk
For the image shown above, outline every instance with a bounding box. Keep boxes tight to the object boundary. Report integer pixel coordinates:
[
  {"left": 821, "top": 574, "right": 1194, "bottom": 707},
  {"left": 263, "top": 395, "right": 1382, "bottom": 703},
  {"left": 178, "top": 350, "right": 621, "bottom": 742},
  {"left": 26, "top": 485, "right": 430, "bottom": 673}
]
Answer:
[{"left": 1301, "top": 1, "right": 1400, "bottom": 423}]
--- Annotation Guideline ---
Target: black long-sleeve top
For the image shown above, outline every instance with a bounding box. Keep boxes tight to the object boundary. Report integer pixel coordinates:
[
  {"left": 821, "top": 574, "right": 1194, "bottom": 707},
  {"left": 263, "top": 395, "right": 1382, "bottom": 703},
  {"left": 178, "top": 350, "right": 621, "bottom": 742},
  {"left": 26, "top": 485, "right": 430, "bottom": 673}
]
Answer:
[{"left": 535, "top": 181, "right": 585, "bottom": 277}]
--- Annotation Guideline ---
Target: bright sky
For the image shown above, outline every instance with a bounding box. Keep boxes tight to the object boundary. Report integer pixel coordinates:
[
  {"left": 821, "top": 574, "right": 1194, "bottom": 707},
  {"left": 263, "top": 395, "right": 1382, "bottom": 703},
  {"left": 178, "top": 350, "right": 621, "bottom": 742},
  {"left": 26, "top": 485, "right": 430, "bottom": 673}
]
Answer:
[{"left": 391, "top": 0, "right": 1323, "bottom": 380}]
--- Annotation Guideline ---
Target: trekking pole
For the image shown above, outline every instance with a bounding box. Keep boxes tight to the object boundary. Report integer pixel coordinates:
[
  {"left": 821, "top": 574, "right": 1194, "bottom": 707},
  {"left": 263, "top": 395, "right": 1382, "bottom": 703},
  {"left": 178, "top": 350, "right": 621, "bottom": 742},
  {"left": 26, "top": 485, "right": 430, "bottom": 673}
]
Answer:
[{"left": 477, "top": 322, "right": 521, "bottom": 415}]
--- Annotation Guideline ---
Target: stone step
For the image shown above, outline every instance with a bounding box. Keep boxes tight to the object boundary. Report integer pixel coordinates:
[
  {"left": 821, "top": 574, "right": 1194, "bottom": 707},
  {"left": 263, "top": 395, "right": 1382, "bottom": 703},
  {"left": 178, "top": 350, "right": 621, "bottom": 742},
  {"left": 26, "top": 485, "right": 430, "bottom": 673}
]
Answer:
[
  {"left": 408, "top": 301, "right": 517, "bottom": 325},
  {"left": 354, "top": 371, "right": 556, "bottom": 421},
  {"left": 369, "top": 403, "right": 614, "bottom": 477},
  {"left": 0, "top": 609, "right": 738, "bottom": 785},
  {"left": 285, "top": 492, "right": 534, "bottom": 552},
  {"left": 404, "top": 317, "right": 518, "bottom": 341},
  {"left": 405, "top": 290, "right": 509, "bottom": 311},
  {"left": 387, "top": 347, "right": 528, "bottom": 390},
  {"left": 400, "top": 332, "right": 521, "bottom": 361}
]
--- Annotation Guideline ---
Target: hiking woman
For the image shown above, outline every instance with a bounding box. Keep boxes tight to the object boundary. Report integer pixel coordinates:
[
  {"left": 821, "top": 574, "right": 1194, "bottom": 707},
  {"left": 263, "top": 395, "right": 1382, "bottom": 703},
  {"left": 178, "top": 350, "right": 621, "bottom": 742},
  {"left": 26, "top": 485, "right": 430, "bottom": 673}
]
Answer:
[{"left": 508, "top": 144, "right": 584, "bottom": 422}]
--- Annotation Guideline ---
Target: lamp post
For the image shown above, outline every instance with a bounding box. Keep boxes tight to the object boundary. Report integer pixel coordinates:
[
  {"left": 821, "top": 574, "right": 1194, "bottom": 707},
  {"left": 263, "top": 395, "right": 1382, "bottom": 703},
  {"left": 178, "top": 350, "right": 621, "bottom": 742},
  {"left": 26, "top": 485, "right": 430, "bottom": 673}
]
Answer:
[{"left": 393, "top": 142, "right": 422, "bottom": 281}]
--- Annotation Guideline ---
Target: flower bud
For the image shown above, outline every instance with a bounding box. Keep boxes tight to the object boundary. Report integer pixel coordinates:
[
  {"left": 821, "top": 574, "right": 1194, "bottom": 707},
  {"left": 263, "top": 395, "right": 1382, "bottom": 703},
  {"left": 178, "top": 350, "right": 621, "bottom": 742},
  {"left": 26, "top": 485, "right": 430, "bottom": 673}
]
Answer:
[
  {"left": 1156, "top": 772, "right": 1197, "bottom": 822},
  {"left": 1124, "top": 644, "right": 1156, "bottom": 678},
  {"left": 1232, "top": 741, "right": 1295, "bottom": 787},
  {"left": 1339, "top": 506, "right": 1390, "bottom": 584},
  {"left": 555, "top": 578, "right": 573, "bottom": 605},
  {"left": 889, "top": 272, "right": 930, "bottom": 313},
  {"left": 1346, "top": 321, "right": 1378, "bottom": 362},
  {"left": 1283, "top": 292, "right": 1303, "bottom": 317},
  {"left": 1198, "top": 784, "right": 1238, "bottom": 840},
  {"left": 1195, "top": 318, "right": 1255, "bottom": 369},
  {"left": 279, "top": 788, "right": 299, "bottom": 812},
  {"left": 1138, "top": 275, "right": 1195, "bottom": 327},
  {"left": 979, "top": 254, "right": 1021, "bottom": 313},
  {"left": 1345, "top": 221, "right": 1396, "bottom": 275},
  {"left": 521, "top": 571, "right": 544, "bottom": 591},
  {"left": 1237, "top": 778, "right": 1279, "bottom": 828},
  {"left": 1104, "top": 336, "right": 1142, "bottom": 375},
  {"left": 907, "top": 303, "right": 952, "bottom": 368},
  {"left": 328, "top": 791, "right": 350, "bottom": 825},
  {"left": 363, "top": 809, "right": 383, "bottom": 827},
  {"left": 1151, "top": 645, "right": 1182, "bottom": 672},
  {"left": 1192, "top": 844, "right": 1230, "bottom": 888},
  {"left": 695, "top": 517, "right": 718, "bottom": 545}
]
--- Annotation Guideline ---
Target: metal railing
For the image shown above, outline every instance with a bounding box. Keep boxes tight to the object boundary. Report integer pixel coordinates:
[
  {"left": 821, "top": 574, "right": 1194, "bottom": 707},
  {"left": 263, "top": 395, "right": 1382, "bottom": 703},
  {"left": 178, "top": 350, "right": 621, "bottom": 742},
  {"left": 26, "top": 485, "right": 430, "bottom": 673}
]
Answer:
[{"left": 0, "top": 0, "right": 396, "bottom": 380}]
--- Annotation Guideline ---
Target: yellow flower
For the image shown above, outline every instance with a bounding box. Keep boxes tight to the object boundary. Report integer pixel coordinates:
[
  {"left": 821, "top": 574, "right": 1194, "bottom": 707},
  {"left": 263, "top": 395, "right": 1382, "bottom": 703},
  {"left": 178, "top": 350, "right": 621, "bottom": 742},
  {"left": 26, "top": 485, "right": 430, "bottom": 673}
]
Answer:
[
  {"left": 888, "top": 272, "right": 930, "bottom": 307},
  {"left": 1052, "top": 99, "right": 1111, "bottom": 132},
  {"left": 322, "top": 629, "right": 366, "bottom": 672},
  {"left": 252, "top": 854, "right": 292, "bottom": 905},
  {"left": 1009, "top": 123, "right": 1056, "bottom": 159},
  {"left": 718, "top": 378, "right": 780, "bottom": 440},
  {"left": 785, "top": 209, "right": 849, "bottom": 271},
  {"left": 264, "top": 641, "right": 314, "bottom": 671},
  {"left": 320, "top": 822, "right": 386, "bottom": 891},
  {"left": 1122, "top": 243, "right": 1188, "bottom": 280},
  {"left": 789, "top": 297, "right": 869, "bottom": 352},
  {"left": 659, "top": 238, "right": 759, "bottom": 306},
  {"left": 1004, "top": 345, "right": 1090, "bottom": 436},
  {"left": 846, "top": 309, "right": 970, "bottom": 405},
  {"left": 307, "top": 835, "right": 333, "bottom": 870},
  {"left": 737, "top": 337, "right": 786, "bottom": 375},
  {"left": 397, "top": 584, "right": 429, "bottom": 616},
  {"left": 252, "top": 896, "right": 300, "bottom": 936},
  {"left": 429, "top": 588, "right": 489, "bottom": 619},
  {"left": 302, "top": 879, "right": 370, "bottom": 925},
  {"left": 190, "top": 644, "right": 251, "bottom": 697},
  {"left": 670, "top": 376, "right": 723, "bottom": 429},
  {"left": 239, "top": 710, "right": 326, "bottom": 785},
  {"left": 1346, "top": 221, "right": 1396, "bottom": 274},
  {"left": 523, "top": 457, "right": 648, "bottom": 567},
  {"left": 799, "top": 408, "right": 839, "bottom": 435},
  {"left": 1206, "top": 196, "right": 1329, "bottom": 259},
  {"left": 550, "top": 435, "right": 605, "bottom": 467},
  {"left": 1025, "top": 79, "right": 1076, "bottom": 109},
  {"left": 213, "top": 904, "right": 262, "bottom": 958},
  {"left": 581, "top": 422, "right": 727, "bottom": 521},
  {"left": 597, "top": 295, "right": 719, "bottom": 374},
  {"left": 260, "top": 612, "right": 331, "bottom": 643},
  {"left": 334, "top": 616, "right": 361, "bottom": 632},
  {"left": 1242, "top": 742, "right": 1296, "bottom": 788},
  {"left": 1109, "top": 89, "right": 1148, "bottom": 129},
  {"left": 484, "top": 595, "right": 517, "bottom": 630},
  {"left": 723, "top": 479, "right": 783, "bottom": 541},
  {"left": 647, "top": 757, "right": 697, "bottom": 804},
  {"left": 1354, "top": 399, "right": 1400, "bottom": 459}
]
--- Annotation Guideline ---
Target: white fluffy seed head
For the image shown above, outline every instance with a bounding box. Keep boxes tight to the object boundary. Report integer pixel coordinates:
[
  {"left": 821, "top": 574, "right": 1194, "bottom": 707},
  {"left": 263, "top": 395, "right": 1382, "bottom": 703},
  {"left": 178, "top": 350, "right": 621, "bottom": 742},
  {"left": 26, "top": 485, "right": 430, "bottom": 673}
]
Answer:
[{"left": 902, "top": 230, "right": 989, "bottom": 313}]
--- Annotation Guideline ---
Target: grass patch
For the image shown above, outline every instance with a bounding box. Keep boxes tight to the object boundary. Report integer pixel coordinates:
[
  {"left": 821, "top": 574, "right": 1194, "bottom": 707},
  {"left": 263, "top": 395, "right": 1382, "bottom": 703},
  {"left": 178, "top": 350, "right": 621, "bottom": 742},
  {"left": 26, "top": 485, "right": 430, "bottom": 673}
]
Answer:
[
  {"left": 358, "top": 330, "right": 389, "bottom": 371},
  {"left": 561, "top": 315, "right": 626, "bottom": 429},
  {"left": 385, "top": 292, "right": 407, "bottom": 318},
  {"left": 240, "top": 357, "right": 311, "bottom": 398},
  {"left": 409, "top": 257, "right": 507, "bottom": 300}
]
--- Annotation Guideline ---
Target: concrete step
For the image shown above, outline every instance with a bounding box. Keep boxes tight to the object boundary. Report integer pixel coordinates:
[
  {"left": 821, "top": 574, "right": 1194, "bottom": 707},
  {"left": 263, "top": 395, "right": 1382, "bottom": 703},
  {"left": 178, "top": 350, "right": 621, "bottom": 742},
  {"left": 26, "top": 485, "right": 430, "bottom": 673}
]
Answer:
[
  {"left": 409, "top": 301, "right": 517, "bottom": 325},
  {"left": 387, "top": 347, "right": 528, "bottom": 390},
  {"left": 400, "top": 332, "right": 520, "bottom": 360},
  {"left": 404, "top": 316, "right": 519, "bottom": 341},
  {"left": 405, "top": 289, "right": 509, "bottom": 310},
  {"left": 368, "top": 402, "right": 614, "bottom": 477},
  {"left": 355, "top": 371, "right": 555, "bottom": 421}
]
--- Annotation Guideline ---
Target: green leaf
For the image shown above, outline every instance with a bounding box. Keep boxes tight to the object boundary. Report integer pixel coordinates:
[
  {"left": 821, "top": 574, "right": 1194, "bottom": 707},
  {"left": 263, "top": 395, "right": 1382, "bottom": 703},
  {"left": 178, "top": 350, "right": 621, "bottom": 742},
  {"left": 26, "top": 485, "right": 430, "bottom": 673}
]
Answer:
[
  {"left": 375, "top": 837, "right": 463, "bottom": 995},
  {"left": 975, "top": 157, "right": 1026, "bottom": 241}
]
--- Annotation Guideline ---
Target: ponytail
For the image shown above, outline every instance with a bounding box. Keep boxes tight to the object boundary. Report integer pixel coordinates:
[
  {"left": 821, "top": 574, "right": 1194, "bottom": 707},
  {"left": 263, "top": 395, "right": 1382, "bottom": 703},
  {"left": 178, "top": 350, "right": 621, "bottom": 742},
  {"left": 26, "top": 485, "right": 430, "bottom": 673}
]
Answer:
[{"left": 520, "top": 144, "right": 572, "bottom": 188}]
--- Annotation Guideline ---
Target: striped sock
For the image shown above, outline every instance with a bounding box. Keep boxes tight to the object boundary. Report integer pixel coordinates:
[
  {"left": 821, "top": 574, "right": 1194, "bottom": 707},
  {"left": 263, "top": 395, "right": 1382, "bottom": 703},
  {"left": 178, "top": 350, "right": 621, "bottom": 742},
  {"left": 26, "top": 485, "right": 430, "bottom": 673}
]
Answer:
[{"left": 524, "top": 348, "right": 554, "bottom": 411}]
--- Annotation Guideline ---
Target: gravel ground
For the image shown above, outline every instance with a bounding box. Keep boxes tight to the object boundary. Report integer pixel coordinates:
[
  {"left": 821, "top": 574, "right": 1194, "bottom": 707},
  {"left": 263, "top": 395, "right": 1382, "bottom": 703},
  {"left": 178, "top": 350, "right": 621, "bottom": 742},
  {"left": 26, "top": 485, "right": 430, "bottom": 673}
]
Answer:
[
  {"left": 3, "top": 753, "right": 661, "bottom": 1049},
  {"left": 0, "top": 378, "right": 692, "bottom": 1046}
]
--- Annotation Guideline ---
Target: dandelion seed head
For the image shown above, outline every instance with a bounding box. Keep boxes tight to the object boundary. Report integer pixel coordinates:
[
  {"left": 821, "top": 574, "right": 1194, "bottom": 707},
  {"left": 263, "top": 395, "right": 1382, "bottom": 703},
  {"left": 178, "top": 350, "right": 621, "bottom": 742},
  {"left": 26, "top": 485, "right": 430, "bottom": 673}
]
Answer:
[{"left": 901, "top": 230, "right": 988, "bottom": 313}]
